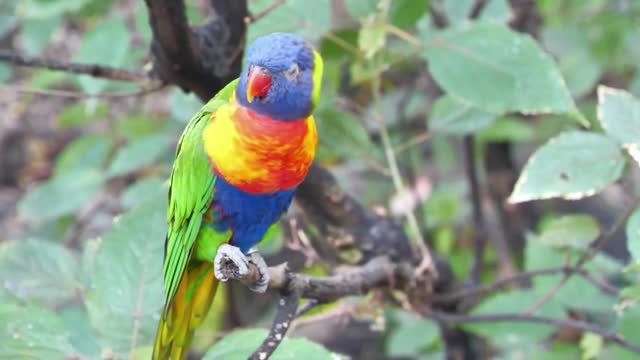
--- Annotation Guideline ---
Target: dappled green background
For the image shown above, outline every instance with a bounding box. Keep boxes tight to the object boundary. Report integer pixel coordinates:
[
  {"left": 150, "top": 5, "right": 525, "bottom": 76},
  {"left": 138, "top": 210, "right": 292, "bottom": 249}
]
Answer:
[{"left": 1, "top": 0, "right": 640, "bottom": 359}]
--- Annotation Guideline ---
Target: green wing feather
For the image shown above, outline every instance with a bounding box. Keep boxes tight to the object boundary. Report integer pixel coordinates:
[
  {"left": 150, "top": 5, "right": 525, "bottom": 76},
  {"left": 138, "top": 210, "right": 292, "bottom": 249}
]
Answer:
[{"left": 162, "top": 79, "right": 238, "bottom": 310}]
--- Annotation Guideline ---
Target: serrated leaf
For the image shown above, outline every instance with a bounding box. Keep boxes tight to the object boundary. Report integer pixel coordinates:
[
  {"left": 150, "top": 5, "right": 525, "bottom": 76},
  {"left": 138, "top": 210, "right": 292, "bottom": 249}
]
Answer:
[
  {"left": 86, "top": 197, "right": 166, "bottom": 355},
  {"left": 0, "top": 302, "right": 76, "bottom": 360},
  {"left": 54, "top": 135, "right": 113, "bottom": 174},
  {"left": 626, "top": 208, "right": 640, "bottom": 263},
  {"left": 74, "top": 17, "right": 129, "bottom": 95},
  {"left": 386, "top": 310, "right": 439, "bottom": 357},
  {"left": 248, "top": 0, "right": 331, "bottom": 42},
  {"left": 203, "top": 329, "right": 341, "bottom": 360},
  {"left": 424, "top": 21, "right": 577, "bottom": 118},
  {"left": 107, "top": 134, "right": 169, "bottom": 177},
  {"left": 509, "top": 131, "right": 625, "bottom": 203},
  {"left": 18, "top": 169, "right": 105, "bottom": 223},
  {"left": 598, "top": 86, "right": 640, "bottom": 166},
  {"left": 537, "top": 214, "right": 600, "bottom": 250},
  {"left": 0, "top": 239, "right": 81, "bottom": 306},
  {"left": 428, "top": 95, "right": 497, "bottom": 134}
]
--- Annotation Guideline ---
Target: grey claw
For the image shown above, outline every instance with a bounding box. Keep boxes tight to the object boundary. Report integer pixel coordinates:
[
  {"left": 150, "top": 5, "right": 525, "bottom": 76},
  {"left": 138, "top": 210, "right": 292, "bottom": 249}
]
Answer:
[
  {"left": 214, "top": 244, "right": 249, "bottom": 282},
  {"left": 247, "top": 250, "right": 270, "bottom": 293}
]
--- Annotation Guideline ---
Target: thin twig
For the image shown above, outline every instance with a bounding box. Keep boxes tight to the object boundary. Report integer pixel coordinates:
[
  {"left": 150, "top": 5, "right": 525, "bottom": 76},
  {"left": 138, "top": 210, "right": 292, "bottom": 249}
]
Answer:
[
  {"left": 371, "top": 75, "right": 437, "bottom": 278},
  {"left": 430, "top": 311, "right": 640, "bottom": 353},
  {"left": 523, "top": 195, "right": 640, "bottom": 314},
  {"left": 1, "top": 83, "right": 166, "bottom": 99},
  {"left": 431, "top": 266, "right": 617, "bottom": 305},
  {"left": 245, "top": 0, "right": 287, "bottom": 25},
  {"left": 0, "top": 50, "right": 153, "bottom": 83},
  {"left": 464, "top": 135, "right": 488, "bottom": 286},
  {"left": 295, "top": 299, "right": 320, "bottom": 317}
]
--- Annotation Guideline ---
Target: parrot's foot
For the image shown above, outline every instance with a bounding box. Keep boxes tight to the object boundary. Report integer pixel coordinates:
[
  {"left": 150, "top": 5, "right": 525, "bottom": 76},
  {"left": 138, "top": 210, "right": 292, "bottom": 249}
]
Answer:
[
  {"left": 246, "top": 248, "right": 270, "bottom": 293},
  {"left": 214, "top": 244, "right": 249, "bottom": 282}
]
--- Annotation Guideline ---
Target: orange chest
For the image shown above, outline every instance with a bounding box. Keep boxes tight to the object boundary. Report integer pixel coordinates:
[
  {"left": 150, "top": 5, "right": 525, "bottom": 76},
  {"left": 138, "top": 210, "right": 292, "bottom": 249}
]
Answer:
[{"left": 203, "top": 104, "right": 317, "bottom": 194}]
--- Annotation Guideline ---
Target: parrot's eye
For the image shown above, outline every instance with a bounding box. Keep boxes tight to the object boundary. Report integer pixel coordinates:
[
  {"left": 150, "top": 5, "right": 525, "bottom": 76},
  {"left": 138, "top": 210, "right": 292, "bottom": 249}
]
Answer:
[{"left": 285, "top": 62, "right": 299, "bottom": 79}]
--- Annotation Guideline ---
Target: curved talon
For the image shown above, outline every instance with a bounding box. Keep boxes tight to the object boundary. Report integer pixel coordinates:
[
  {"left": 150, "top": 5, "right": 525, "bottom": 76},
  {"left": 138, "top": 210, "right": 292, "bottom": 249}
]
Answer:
[
  {"left": 214, "top": 244, "right": 249, "bottom": 282},
  {"left": 247, "top": 250, "right": 270, "bottom": 293}
]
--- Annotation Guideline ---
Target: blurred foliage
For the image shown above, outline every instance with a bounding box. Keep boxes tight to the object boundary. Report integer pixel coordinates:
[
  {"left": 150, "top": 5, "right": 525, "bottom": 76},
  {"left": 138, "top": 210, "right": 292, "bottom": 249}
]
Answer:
[{"left": 1, "top": 0, "right": 640, "bottom": 359}]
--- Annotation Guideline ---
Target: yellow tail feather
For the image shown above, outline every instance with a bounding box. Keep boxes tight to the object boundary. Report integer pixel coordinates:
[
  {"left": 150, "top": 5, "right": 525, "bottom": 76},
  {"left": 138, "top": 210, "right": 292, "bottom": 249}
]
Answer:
[{"left": 153, "top": 262, "right": 219, "bottom": 360}]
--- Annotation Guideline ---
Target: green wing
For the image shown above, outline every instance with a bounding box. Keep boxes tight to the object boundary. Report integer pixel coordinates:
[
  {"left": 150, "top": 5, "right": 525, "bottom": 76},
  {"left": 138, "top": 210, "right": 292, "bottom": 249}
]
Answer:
[{"left": 162, "top": 80, "right": 238, "bottom": 309}]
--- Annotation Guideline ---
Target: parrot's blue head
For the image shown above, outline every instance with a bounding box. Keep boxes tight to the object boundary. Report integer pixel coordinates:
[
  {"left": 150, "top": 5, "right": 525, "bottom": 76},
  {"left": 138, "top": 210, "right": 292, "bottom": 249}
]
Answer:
[{"left": 236, "top": 32, "right": 323, "bottom": 121}]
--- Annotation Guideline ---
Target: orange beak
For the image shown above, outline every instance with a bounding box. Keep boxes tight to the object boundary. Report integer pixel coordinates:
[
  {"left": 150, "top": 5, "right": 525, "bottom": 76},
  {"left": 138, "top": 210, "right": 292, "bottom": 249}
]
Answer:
[{"left": 246, "top": 65, "right": 272, "bottom": 103}]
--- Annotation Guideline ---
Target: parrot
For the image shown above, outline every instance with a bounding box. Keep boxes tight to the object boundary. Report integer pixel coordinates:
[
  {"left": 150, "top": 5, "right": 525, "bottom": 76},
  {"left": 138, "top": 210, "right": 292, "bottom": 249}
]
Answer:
[{"left": 151, "top": 32, "right": 323, "bottom": 360}]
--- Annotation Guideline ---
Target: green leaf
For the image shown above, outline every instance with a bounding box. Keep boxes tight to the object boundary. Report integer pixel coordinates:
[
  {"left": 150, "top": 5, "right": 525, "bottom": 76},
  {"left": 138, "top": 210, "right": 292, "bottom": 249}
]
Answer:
[
  {"left": 424, "top": 21, "right": 577, "bottom": 118},
  {"left": 464, "top": 289, "right": 563, "bottom": 345},
  {"left": 203, "top": 329, "right": 341, "bottom": 360},
  {"left": 115, "top": 114, "right": 160, "bottom": 140},
  {"left": 509, "top": 131, "right": 625, "bottom": 203},
  {"left": 0, "top": 63, "right": 12, "bottom": 82},
  {"left": 428, "top": 95, "right": 497, "bottom": 134},
  {"left": 537, "top": 214, "right": 600, "bottom": 250},
  {"left": 476, "top": 116, "right": 535, "bottom": 143},
  {"left": 359, "top": 17, "right": 386, "bottom": 60},
  {"left": 597, "top": 86, "right": 640, "bottom": 166},
  {"left": 388, "top": 0, "right": 428, "bottom": 28},
  {"left": 57, "top": 102, "right": 108, "bottom": 127},
  {"left": 86, "top": 197, "right": 166, "bottom": 355},
  {"left": 386, "top": 310, "right": 439, "bottom": 357},
  {"left": 107, "top": 134, "right": 170, "bottom": 177},
  {"left": 74, "top": 17, "right": 129, "bottom": 95},
  {"left": 343, "top": 0, "right": 378, "bottom": 19},
  {"left": 315, "top": 106, "right": 374, "bottom": 161},
  {"left": 541, "top": 24, "right": 601, "bottom": 98},
  {"left": 0, "top": 239, "right": 81, "bottom": 306},
  {"left": 20, "top": 17, "right": 62, "bottom": 56},
  {"left": 54, "top": 135, "right": 113, "bottom": 174},
  {"left": 121, "top": 177, "right": 166, "bottom": 209},
  {"left": 16, "top": 0, "right": 92, "bottom": 18},
  {"left": 626, "top": 207, "right": 640, "bottom": 263},
  {"left": 18, "top": 169, "right": 105, "bottom": 223},
  {"left": 60, "top": 306, "right": 101, "bottom": 358},
  {"left": 580, "top": 332, "right": 603, "bottom": 360},
  {"left": 0, "top": 302, "right": 77, "bottom": 360},
  {"left": 611, "top": 307, "right": 640, "bottom": 359},
  {"left": 248, "top": 0, "right": 331, "bottom": 42},
  {"left": 525, "top": 242, "right": 617, "bottom": 312}
]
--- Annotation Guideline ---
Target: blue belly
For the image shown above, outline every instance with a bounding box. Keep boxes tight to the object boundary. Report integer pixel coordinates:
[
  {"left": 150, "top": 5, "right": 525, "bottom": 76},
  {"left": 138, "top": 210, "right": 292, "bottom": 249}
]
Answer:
[{"left": 209, "top": 176, "right": 296, "bottom": 253}]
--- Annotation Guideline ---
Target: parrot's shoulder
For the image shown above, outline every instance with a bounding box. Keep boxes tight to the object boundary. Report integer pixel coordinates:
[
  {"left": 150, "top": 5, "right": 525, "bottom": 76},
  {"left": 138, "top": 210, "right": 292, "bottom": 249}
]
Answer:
[{"left": 201, "top": 78, "right": 239, "bottom": 114}]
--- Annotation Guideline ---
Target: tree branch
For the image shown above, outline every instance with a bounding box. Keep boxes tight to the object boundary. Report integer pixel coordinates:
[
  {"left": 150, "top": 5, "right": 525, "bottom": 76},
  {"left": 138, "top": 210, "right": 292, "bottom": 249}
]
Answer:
[
  {"left": 144, "top": 0, "right": 247, "bottom": 100},
  {"left": 430, "top": 311, "right": 640, "bottom": 353},
  {"left": 0, "top": 49, "right": 154, "bottom": 83}
]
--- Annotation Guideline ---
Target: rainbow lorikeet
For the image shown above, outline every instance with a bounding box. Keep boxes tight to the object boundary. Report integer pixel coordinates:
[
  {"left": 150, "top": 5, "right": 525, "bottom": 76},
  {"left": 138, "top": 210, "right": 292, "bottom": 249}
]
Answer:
[{"left": 152, "top": 33, "right": 324, "bottom": 359}]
